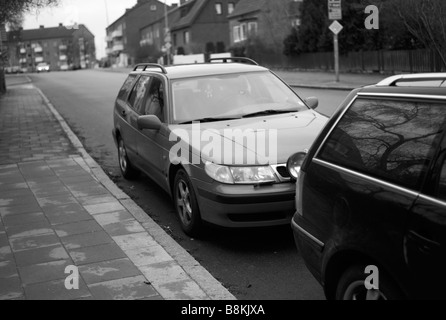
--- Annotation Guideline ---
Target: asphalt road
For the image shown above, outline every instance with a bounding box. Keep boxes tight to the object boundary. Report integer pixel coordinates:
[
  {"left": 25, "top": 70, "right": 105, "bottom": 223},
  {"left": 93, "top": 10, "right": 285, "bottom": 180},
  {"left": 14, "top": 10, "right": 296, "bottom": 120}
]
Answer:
[{"left": 29, "top": 69, "right": 349, "bottom": 300}]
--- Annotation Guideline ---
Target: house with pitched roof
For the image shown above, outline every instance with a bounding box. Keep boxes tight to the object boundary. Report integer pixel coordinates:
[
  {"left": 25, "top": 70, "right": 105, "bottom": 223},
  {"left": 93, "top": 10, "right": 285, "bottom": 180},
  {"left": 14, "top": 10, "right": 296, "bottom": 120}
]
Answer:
[
  {"left": 169, "top": 0, "right": 239, "bottom": 55},
  {"left": 5, "top": 24, "right": 95, "bottom": 72},
  {"left": 227, "top": 0, "right": 302, "bottom": 51}
]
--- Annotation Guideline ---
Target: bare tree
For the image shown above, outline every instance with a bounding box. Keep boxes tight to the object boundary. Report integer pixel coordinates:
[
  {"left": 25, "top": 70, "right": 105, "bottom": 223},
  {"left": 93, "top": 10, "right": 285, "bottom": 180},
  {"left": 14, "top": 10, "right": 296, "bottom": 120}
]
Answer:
[{"left": 388, "top": 0, "right": 446, "bottom": 68}]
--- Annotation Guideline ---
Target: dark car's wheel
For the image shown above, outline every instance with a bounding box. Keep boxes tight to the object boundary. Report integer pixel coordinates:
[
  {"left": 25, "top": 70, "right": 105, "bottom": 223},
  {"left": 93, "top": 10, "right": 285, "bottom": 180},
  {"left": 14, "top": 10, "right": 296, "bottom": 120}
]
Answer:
[
  {"left": 117, "top": 137, "right": 138, "bottom": 179},
  {"left": 335, "top": 264, "right": 404, "bottom": 300},
  {"left": 173, "top": 169, "right": 202, "bottom": 236}
]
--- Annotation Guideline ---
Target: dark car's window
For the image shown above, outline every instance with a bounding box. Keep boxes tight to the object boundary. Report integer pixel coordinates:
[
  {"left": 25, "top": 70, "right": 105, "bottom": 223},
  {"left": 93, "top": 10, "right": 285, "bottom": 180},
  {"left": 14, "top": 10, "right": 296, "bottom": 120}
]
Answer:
[
  {"left": 140, "top": 77, "right": 165, "bottom": 122},
  {"left": 118, "top": 74, "right": 137, "bottom": 101},
  {"left": 127, "top": 75, "right": 151, "bottom": 112},
  {"left": 318, "top": 98, "right": 446, "bottom": 190},
  {"left": 434, "top": 154, "right": 446, "bottom": 201}
]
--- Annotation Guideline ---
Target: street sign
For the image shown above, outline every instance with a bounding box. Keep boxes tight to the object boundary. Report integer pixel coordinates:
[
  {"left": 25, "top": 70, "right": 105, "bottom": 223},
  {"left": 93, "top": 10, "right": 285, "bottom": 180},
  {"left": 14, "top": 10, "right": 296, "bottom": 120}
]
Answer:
[
  {"left": 329, "top": 20, "right": 343, "bottom": 35},
  {"left": 328, "top": 0, "right": 342, "bottom": 20}
]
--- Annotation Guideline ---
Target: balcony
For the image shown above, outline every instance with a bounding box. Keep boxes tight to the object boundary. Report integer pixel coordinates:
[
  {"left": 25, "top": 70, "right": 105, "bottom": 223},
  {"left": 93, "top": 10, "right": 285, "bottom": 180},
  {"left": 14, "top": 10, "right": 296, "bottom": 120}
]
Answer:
[
  {"left": 112, "top": 42, "right": 124, "bottom": 52},
  {"left": 59, "top": 55, "right": 67, "bottom": 61},
  {"left": 105, "top": 35, "right": 113, "bottom": 42},
  {"left": 59, "top": 44, "right": 67, "bottom": 51},
  {"left": 19, "top": 58, "right": 27, "bottom": 64},
  {"left": 20, "top": 48, "right": 27, "bottom": 54},
  {"left": 105, "top": 47, "right": 113, "bottom": 55},
  {"left": 35, "top": 57, "right": 44, "bottom": 63},
  {"left": 34, "top": 47, "right": 43, "bottom": 53},
  {"left": 111, "top": 29, "right": 123, "bottom": 38}
]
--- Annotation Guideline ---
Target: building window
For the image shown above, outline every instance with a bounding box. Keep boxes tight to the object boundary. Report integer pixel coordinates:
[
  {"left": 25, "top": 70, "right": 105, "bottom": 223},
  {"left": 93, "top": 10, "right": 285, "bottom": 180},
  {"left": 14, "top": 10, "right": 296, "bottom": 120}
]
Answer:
[
  {"left": 233, "top": 26, "right": 240, "bottom": 43},
  {"left": 248, "top": 22, "right": 258, "bottom": 36},
  {"left": 215, "top": 3, "right": 222, "bottom": 15},
  {"left": 240, "top": 23, "right": 247, "bottom": 41},
  {"left": 184, "top": 31, "right": 190, "bottom": 44},
  {"left": 228, "top": 2, "right": 235, "bottom": 14},
  {"left": 150, "top": 5, "right": 157, "bottom": 11}
]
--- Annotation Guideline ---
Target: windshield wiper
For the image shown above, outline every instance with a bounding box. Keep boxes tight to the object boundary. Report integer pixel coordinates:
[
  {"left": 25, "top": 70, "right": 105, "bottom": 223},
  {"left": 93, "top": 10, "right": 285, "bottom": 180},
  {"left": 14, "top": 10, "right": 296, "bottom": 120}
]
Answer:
[
  {"left": 179, "top": 117, "right": 241, "bottom": 125},
  {"left": 242, "top": 109, "right": 298, "bottom": 118}
]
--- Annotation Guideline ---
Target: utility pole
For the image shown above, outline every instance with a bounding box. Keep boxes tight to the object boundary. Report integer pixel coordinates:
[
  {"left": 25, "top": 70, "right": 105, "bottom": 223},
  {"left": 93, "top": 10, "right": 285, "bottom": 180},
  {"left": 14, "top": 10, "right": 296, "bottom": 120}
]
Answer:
[
  {"left": 164, "top": 0, "right": 171, "bottom": 65},
  {"left": 328, "top": 0, "right": 343, "bottom": 82}
]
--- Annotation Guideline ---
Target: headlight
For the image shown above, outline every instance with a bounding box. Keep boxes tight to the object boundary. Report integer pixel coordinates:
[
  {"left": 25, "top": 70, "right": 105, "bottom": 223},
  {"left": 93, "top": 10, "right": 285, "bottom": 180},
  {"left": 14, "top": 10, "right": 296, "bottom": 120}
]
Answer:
[
  {"left": 230, "top": 166, "right": 277, "bottom": 184},
  {"left": 205, "top": 162, "right": 234, "bottom": 184},
  {"left": 205, "top": 162, "right": 278, "bottom": 184},
  {"left": 287, "top": 152, "right": 306, "bottom": 180}
]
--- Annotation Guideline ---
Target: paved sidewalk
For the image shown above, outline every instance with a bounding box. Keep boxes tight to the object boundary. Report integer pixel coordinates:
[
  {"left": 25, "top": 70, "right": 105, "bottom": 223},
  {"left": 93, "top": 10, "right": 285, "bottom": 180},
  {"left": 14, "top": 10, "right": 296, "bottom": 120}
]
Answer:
[{"left": 0, "top": 76, "right": 235, "bottom": 300}]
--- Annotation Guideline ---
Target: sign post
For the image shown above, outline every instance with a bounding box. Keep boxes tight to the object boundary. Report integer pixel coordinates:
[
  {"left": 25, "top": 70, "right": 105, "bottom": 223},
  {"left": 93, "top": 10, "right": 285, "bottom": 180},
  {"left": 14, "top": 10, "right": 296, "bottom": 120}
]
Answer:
[{"left": 328, "top": 0, "right": 343, "bottom": 82}]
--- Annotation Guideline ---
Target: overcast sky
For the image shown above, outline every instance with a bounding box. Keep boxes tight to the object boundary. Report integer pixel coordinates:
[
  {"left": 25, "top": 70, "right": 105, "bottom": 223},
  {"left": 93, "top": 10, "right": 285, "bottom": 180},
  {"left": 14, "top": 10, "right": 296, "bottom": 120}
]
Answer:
[{"left": 23, "top": 0, "right": 179, "bottom": 59}]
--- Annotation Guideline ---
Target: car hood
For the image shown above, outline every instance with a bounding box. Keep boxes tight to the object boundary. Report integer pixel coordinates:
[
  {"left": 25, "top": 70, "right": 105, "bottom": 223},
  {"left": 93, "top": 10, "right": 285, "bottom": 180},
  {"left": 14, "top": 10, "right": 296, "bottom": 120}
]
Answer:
[{"left": 169, "top": 110, "right": 328, "bottom": 165}]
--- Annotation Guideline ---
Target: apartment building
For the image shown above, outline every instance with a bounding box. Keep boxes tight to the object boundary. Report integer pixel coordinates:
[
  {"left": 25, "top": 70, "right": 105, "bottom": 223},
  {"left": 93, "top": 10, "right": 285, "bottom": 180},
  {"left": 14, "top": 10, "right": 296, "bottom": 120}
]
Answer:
[
  {"left": 4, "top": 24, "right": 95, "bottom": 72},
  {"left": 105, "top": 0, "right": 170, "bottom": 67}
]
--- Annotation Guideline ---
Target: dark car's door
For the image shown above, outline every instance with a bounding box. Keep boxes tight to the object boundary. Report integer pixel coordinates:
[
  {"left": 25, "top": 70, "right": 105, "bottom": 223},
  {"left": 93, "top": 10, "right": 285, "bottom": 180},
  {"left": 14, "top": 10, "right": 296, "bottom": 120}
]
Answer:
[
  {"left": 119, "top": 75, "right": 151, "bottom": 164},
  {"left": 405, "top": 122, "right": 446, "bottom": 299},
  {"left": 311, "top": 97, "right": 446, "bottom": 295},
  {"left": 136, "top": 76, "right": 170, "bottom": 187}
]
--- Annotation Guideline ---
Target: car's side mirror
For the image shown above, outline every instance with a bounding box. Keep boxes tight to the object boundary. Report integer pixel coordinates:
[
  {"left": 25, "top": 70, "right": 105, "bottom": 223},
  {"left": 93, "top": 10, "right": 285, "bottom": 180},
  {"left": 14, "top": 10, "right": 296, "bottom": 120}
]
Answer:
[
  {"left": 137, "top": 115, "right": 162, "bottom": 131},
  {"left": 305, "top": 97, "right": 319, "bottom": 110}
]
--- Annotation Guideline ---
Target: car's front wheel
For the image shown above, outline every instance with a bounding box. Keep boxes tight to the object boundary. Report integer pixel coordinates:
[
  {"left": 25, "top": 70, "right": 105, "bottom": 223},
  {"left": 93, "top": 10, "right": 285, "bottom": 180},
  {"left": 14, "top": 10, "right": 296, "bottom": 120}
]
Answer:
[
  {"left": 173, "top": 169, "right": 202, "bottom": 237},
  {"left": 335, "top": 264, "right": 404, "bottom": 300},
  {"left": 117, "top": 137, "right": 138, "bottom": 179}
]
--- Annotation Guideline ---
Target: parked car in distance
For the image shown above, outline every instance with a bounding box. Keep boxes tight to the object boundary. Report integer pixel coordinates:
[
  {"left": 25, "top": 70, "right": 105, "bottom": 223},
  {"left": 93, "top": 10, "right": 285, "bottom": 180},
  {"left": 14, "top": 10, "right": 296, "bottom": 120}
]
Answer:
[
  {"left": 36, "top": 62, "right": 50, "bottom": 72},
  {"left": 113, "top": 58, "right": 328, "bottom": 236},
  {"left": 288, "top": 73, "right": 446, "bottom": 300},
  {"left": 5, "top": 66, "right": 21, "bottom": 74}
]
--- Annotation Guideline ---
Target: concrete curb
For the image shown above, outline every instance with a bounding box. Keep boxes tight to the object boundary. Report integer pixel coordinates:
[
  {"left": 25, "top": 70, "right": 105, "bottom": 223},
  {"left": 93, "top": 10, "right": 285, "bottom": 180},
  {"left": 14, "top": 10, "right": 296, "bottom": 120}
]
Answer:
[{"left": 31, "top": 78, "right": 235, "bottom": 300}]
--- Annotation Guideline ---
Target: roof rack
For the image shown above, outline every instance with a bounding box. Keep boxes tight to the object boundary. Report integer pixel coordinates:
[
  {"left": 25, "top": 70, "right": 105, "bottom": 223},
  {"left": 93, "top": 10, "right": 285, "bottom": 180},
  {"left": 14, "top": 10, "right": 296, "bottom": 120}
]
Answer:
[
  {"left": 133, "top": 63, "right": 167, "bottom": 74},
  {"left": 208, "top": 57, "right": 259, "bottom": 66},
  {"left": 377, "top": 73, "right": 446, "bottom": 87}
]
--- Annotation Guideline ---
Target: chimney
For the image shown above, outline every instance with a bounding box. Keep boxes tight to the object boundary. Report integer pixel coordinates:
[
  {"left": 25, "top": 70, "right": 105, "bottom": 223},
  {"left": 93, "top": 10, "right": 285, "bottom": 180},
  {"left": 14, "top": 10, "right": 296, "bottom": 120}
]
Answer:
[
  {"left": 39, "top": 25, "right": 44, "bottom": 29},
  {"left": 59, "top": 23, "right": 63, "bottom": 28},
  {"left": 180, "top": 0, "right": 187, "bottom": 5}
]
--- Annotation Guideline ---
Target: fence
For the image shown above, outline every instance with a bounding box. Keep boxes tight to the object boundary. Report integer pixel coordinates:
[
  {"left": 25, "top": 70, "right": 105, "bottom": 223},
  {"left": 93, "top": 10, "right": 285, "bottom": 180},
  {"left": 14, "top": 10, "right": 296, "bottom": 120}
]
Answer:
[{"left": 255, "top": 49, "right": 446, "bottom": 74}]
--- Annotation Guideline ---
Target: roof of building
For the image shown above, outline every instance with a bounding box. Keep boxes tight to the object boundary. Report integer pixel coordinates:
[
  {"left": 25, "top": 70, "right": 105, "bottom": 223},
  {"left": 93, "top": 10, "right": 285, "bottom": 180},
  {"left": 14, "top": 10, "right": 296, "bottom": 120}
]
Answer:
[
  {"left": 6, "top": 24, "right": 93, "bottom": 43},
  {"left": 171, "top": 0, "right": 207, "bottom": 31},
  {"left": 228, "top": 0, "right": 266, "bottom": 19}
]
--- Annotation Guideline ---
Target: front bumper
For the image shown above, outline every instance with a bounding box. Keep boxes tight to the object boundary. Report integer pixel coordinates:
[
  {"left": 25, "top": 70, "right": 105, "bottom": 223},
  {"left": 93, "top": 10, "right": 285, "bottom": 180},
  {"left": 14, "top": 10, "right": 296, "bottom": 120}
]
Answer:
[{"left": 194, "top": 179, "right": 296, "bottom": 228}]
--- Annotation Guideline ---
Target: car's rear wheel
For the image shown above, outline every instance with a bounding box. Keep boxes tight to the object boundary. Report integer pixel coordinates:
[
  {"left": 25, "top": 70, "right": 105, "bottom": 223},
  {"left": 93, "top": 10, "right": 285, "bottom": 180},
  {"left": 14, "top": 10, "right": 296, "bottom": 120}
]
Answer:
[
  {"left": 335, "top": 264, "right": 404, "bottom": 300},
  {"left": 117, "top": 137, "right": 138, "bottom": 179},
  {"left": 173, "top": 169, "right": 202, "bottom": 237}
]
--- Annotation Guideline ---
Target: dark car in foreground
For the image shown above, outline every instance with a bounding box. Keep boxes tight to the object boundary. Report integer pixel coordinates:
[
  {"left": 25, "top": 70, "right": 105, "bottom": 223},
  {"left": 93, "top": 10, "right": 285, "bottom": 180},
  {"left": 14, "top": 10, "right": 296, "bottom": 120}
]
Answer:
[
  {"left": 288, "top": 73, "right": 446, "bottom": 300},
  {"left": 113, "top": 58, "right": 328, "bottom": 236}
]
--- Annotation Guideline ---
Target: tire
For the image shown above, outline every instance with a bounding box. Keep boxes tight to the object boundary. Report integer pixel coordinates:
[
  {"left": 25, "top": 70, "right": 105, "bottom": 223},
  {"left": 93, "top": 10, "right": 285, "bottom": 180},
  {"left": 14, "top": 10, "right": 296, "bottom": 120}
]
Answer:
[
  {"left": 173, "top": 169, "right": 203, "bottom": 237},
  {"left": 117, "top": 137, "right": 139, "bottom": 179},
  {"left": 335, "top": 264, "right": 404, "bottom": 300}
]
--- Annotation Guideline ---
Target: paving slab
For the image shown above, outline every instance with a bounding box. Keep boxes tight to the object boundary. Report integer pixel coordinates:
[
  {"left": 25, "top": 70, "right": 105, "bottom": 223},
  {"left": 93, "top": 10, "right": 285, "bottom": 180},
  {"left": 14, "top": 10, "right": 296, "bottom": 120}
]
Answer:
[
  {"left": 53, "top": 220, "right": 103, "bottom": 238},
  {"left": 18, "top": 260, "right": 72, "bottom": 285},
  {"left": 68, "top": 243, "right": 127, "bottom": 266},
  {"left": 24, "top": 278, "right": 91, "bottom": 300},
  {"left": 14, "top": 244, "right": 70, "bottom": 267},
  {"left": 88, "top": 275, "right": 160, "bottom": 300},
  {"left": 78, "top": 258, "right": 142, "bottom": 285},
  {"left": 61, "top": 231, "right": 113, "bottom": 250}
]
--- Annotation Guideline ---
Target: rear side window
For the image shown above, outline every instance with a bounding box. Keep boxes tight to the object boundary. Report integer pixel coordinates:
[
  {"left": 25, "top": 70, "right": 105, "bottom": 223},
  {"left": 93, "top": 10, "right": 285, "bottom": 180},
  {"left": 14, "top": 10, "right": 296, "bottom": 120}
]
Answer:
[
  {"left": 127, "top": 75, "right": 151, "bottom": 113},
  {"left": 318, "top": 98, "right": 446, "bottom": 190},
  {"left": 117, "top": 75, "right": 137, "bottom": 100}
]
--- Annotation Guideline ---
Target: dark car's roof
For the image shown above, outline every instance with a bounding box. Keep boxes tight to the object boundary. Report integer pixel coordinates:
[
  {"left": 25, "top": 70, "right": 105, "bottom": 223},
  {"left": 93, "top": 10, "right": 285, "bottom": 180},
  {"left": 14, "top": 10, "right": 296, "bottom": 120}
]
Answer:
[
  {"left": 358, "top": 85, "right": 446, "bottom": 98},
  {"left": 357, "top": 73, "right": 446, "bottom": 98},
  {"left": 130, "top": 63, "right": 268, "bottom": 80}
]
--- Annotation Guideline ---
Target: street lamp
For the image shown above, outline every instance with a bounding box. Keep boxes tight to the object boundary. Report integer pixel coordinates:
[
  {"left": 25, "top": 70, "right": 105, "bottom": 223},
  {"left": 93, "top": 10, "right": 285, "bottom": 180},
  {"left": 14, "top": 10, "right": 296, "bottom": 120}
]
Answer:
[{"left": 164, "top": 0, "right": 171, "bottom": 65}]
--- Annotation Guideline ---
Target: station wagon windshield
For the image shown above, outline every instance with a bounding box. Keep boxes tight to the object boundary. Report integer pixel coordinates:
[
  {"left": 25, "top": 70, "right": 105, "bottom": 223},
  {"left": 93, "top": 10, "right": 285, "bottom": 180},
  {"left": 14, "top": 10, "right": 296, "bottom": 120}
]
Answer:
[{"left": 171, "top": 71, "right": 308, "bottom": 124}]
